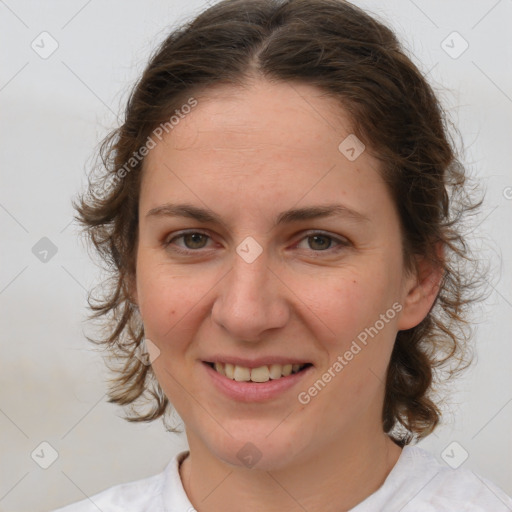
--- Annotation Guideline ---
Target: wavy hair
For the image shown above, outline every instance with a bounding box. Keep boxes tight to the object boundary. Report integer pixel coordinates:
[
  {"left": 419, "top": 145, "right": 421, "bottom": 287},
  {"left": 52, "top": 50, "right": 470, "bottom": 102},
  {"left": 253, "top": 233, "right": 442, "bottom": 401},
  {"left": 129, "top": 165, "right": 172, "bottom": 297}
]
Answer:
[{"left": 73, "top": 0, "right": 486, "bottom": 444}]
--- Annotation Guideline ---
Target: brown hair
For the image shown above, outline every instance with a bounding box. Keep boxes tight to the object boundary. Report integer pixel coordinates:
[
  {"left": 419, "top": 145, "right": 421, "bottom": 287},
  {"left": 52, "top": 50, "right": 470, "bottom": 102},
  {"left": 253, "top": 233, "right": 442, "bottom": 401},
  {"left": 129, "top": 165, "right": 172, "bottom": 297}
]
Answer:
[{"left": 73, "top": 0, "right": 485, "bottom": 445}]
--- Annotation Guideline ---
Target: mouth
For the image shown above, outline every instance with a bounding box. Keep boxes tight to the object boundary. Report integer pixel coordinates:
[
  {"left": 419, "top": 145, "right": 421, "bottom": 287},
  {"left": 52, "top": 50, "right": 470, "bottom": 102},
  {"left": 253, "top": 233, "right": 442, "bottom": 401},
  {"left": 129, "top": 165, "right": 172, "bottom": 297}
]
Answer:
[{"left": 203, "top": 361, "right": 313, "bottom": 383}]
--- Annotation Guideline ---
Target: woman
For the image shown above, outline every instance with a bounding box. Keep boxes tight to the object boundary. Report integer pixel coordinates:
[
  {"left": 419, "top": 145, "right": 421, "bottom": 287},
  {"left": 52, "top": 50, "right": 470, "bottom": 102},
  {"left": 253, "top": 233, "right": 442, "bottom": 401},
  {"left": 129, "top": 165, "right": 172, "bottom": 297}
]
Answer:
[{"left": 53, "top": 0, "right": 512, "bottom": 510}]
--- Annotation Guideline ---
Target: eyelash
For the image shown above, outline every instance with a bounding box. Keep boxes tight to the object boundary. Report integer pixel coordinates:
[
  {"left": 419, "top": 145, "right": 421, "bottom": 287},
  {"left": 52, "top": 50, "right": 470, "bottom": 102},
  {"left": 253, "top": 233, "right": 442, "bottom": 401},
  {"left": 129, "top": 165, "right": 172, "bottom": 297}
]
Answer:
[{"left": 163, "top": 230, "right": 350, "bottom": 256}]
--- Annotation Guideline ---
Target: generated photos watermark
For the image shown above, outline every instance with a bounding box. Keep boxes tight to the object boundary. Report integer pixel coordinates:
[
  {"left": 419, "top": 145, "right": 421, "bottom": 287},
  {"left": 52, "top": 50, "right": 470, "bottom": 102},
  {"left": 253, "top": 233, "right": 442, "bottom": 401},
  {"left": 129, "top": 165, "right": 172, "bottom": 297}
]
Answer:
[
  {"left": 297, "top": 301, "right": 403, "bottom": 405},
  {"left": 94, "top": 97, "right": 198, "bottom": 199}
]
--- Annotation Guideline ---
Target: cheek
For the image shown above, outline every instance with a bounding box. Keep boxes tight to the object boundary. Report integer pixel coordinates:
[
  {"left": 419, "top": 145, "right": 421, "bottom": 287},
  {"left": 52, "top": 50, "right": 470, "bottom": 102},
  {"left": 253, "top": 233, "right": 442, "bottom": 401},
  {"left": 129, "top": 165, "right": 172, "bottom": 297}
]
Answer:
[
  {"left": 300, "top": 273, "right": 389, "bottom": 345},
  {"left": 136, "top": 264, "right": 206, "bottom": 343},
  {"left": 302, "top": 269, "right": 399, "bottom": 392}
]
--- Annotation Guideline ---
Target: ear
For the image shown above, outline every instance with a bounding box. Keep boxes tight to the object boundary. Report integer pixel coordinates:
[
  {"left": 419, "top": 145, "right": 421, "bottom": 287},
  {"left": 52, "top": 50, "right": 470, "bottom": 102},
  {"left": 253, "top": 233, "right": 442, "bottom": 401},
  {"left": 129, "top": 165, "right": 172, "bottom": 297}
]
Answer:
[{"left": 396, "top": 244, "right": 444, "bottom": 331}]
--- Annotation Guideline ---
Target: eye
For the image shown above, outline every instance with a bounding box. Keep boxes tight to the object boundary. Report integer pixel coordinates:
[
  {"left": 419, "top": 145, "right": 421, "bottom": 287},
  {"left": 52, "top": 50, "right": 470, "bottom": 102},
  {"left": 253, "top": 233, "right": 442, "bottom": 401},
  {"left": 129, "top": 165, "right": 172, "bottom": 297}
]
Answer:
[
  {"left": 164, "top": 231, "right": 213, "bottom": 254},
  {"left": 163, "top": 230, "right": 350, "bottom": 256},
  {"left": 295, "top": 232, "right": 349, "bottom": 252}
]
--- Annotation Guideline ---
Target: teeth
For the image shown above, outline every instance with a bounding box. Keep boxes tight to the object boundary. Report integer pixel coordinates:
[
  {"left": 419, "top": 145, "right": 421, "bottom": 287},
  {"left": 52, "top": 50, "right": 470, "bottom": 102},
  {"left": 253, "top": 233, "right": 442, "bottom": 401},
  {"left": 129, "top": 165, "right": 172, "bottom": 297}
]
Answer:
[
  {"left": 214, "top": 362, "right": 225, "bottom": 376},
  {"left": 233, "top": 365, "right": 251, "bottom": 382},
  {"left": 211, "top": 362, "right": 307, "bottom": 382},
  {"left": 224, "top": 363, "right": 235, "bottom": 379},
  {"left": 250, "top": 365, "right": 270, "bottom": 383},
  {"left": 269, "top": 364, "right": 282, "bottom": 380},
  {"left": 282, "top": 364, "right": 292, "bottom": 377}
]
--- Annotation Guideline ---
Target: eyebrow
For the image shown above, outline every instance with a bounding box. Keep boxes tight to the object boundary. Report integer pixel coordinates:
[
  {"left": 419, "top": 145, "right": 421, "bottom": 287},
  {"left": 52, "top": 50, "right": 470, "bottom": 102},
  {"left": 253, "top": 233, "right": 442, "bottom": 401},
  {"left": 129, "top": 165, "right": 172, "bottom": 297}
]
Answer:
[{"left": 145, "top": 202, "right": 370, "bottom": 227}]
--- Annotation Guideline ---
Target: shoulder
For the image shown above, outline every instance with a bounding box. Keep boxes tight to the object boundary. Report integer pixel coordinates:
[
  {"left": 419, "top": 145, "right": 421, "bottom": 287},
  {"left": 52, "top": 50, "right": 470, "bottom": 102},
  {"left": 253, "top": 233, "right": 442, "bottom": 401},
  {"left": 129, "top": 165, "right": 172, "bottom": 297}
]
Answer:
[
  {"left": 383, "top": 445, "right": 512, "bottom": 512},
  {"left": 50, "top": 450, "right": 189, "bottom": 512},
  {"left": 352, "top": 445, "right": 512, "bottom": 512},
  {"left": 50, "top": 471, "right": 165, "bottom": 512}
]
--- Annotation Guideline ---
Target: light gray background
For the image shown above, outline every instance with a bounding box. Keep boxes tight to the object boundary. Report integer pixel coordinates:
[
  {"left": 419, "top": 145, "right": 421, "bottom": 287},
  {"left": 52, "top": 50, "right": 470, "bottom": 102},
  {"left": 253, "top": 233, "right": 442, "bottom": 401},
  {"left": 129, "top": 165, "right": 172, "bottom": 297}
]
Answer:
[{"left": 1, "top": 1, "right": 511, "bottom": 511}]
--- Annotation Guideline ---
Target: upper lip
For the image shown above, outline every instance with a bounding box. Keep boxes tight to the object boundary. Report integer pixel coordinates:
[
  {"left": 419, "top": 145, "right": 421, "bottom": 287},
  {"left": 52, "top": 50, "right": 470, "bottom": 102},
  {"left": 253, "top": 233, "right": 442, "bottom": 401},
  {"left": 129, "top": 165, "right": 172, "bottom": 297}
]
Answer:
[{"left": 202, "top": 356, "right": 313, "bottom": 369}]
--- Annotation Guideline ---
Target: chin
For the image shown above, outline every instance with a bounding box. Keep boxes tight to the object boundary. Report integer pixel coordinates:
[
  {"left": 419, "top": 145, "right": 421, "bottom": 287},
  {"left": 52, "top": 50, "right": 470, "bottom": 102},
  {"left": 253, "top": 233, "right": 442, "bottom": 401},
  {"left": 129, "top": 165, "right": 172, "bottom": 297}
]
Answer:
[{"left": 204, "top": 428, "right": 312, "bottom": 472}]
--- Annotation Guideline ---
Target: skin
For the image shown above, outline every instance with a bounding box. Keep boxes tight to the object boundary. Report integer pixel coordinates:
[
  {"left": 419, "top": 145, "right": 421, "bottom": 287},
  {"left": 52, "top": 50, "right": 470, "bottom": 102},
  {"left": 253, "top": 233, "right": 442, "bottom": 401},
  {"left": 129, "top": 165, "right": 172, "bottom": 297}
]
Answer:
[{"left": 130, "top": 78, "right": 442, "bottom": 512}]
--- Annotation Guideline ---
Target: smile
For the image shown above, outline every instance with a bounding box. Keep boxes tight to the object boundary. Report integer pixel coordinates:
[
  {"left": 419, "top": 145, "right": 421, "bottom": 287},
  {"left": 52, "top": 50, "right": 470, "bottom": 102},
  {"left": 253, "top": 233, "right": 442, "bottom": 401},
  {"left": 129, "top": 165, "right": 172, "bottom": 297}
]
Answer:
[
  {"left": 205, "top": 361, "right": 312, "bottom": 383},
  {"left": 202, "top": 360, "right": 314, "bottom": 402}
]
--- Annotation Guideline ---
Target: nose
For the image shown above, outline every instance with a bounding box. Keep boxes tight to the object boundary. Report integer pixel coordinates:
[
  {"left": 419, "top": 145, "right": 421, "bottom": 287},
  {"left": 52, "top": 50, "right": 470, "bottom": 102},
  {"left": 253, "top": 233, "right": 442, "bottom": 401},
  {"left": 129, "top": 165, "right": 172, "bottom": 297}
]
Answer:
[{"left": 210, "top": 248, "right": 290, "bottom": 342}]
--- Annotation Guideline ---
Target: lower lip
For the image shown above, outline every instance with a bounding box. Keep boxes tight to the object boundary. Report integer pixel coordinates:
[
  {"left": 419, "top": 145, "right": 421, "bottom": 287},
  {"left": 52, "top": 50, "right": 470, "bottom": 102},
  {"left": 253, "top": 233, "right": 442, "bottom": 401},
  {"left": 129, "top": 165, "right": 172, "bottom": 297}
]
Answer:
[{"left": 202, "top": 362, "right": 313, "bottom": 403}]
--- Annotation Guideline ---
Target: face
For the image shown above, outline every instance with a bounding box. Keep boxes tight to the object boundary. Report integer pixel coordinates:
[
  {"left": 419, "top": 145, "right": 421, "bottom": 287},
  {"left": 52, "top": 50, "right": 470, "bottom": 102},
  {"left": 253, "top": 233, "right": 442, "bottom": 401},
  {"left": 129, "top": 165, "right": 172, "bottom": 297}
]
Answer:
[{"left": 132, "top": 79, "right": 434, "bottom": 470}]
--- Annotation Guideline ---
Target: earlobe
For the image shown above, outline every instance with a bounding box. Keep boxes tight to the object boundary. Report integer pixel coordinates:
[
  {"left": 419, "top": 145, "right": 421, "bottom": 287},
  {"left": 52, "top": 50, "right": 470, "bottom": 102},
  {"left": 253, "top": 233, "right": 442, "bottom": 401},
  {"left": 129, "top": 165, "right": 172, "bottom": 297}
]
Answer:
[{"left": 397, "top": 251, "right": 444, "bottom": 331}]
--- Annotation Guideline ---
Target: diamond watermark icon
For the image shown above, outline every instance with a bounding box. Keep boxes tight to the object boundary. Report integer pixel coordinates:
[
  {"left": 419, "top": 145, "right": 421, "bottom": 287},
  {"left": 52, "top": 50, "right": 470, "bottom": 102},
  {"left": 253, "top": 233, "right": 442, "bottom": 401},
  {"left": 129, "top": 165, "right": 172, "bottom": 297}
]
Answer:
[
  {"left": 441, "top": 31, "right": 469, "bottom": 59},
  {"left": 338, "top": 134, "right": 365, "bottom": 161},
  {"left": 237, "top": 442, "right": 262, "bottom": 468},
  {"left": 32, "top": 237, "right": 58, "bottom": 263},
  {"left": 134, "top": 338, "right": 161, "bottom": 366},
  {"left": 31, "top": 441, "right": 59, "bottom": 469},
  {"left": 441, "top": 441, "right": 469, "bottom": 469},
  {"left": 31, "top": 31, "right": 59, "bottom": 59},
  {"left": 236, "top": 236, "right": 263, "bottom": 263}
]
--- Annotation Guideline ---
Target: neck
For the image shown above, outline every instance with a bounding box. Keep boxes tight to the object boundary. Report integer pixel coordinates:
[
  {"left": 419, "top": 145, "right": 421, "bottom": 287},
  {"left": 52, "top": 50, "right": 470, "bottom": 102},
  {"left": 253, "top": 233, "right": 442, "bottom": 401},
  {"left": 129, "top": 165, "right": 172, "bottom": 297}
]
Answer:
[{"left": 179, "top": 425, "right": 402, "bottom": 512}]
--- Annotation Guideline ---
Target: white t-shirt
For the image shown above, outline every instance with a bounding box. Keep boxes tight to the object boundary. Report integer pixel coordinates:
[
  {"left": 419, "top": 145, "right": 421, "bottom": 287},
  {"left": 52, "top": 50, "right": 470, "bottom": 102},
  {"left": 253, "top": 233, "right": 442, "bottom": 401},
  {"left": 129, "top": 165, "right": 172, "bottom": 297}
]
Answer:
[{"left": 51, "top": 445, "right": 512, "bottom": 511}]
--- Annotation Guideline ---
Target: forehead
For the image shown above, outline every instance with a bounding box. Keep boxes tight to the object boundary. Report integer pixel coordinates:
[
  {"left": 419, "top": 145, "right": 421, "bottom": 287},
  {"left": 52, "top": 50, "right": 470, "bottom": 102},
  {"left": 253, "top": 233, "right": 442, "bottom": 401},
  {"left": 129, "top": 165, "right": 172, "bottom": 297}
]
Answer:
[
  {"left": 140, "top": 79, "right": 390, "bottom": 224},
  {"left": 155, "top": 79, "right": 354, "bottom": 159}
]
